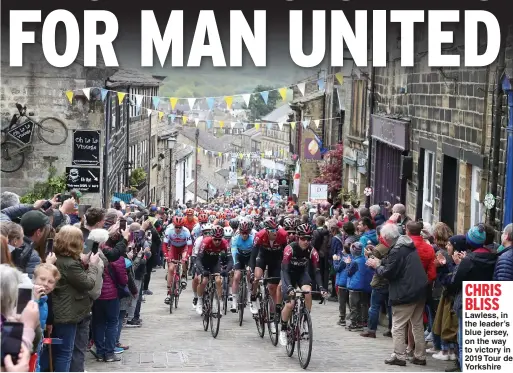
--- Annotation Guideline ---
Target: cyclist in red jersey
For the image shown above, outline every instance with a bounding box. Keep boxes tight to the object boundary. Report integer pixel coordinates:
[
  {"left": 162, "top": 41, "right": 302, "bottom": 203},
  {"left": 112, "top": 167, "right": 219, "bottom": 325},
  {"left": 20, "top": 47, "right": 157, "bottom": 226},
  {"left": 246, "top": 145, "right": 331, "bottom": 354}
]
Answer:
[
  {"left": 184, "top": 208, "right": 199, "bottom": 233},
  {"left": 195, "top": 225, "right": 233, "bottom": 315},
  {"left": 249, "top": 217, "right": 288, "bottom": 316}
]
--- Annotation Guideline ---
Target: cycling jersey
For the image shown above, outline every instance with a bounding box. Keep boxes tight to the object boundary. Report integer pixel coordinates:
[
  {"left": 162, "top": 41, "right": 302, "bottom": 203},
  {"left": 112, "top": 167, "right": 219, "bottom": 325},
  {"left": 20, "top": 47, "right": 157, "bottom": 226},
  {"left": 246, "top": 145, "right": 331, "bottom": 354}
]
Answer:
[
  {"left": 183, "top": 216, "right": 199, "bottom": 233},
  {"left": 162, "top": 225, "right": 193, "bottom": 259},
  {"left": 254, "top": 228, "right": 288, "bottom": 251},
  {"left": 281, "top": 242, "right": 323, "bottom": 292},
  {"left": 196, "top": 236, "right": 233, "bottom": 274},
  {"left": 191, "top": 223, "right": 202, "bottom": 240},
  {"left": 193, "top": 235, "right": 204, "bottom": 257},
  {"left": 231, "top": 233, "right": 255, "bottom": 269}
]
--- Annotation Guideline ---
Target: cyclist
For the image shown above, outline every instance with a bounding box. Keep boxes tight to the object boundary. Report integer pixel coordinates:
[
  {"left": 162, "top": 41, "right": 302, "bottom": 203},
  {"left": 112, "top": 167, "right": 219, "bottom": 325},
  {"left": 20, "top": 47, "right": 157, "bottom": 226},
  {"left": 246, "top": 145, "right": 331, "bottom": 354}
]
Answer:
[
  {"left": 230, "top": 221, "right": 255, "bottom": 312},
  {"left": 283, "top": 217, "right": 298, "bottom": 244},
  {"left": 250, "top": 217, "right": 288, "bottom": 316},
  {"left": 183, "top": 208, "right": 199, "bottom": 234},
  {"left": 191, "top": 223, "right": 213, "bottom": 308},
  {"left": 279, "top": 223, "right": 327, "bottom": 345},
  {"left": 162, "top": 216, "right": 193, "bottom": 304},
  {"left": 195, "top": 225, "right": 233, "bottom": 315},
  {"left": 192, "top": 213, "right": 208, "bottom": 240},
  {"left": 223, "top": 226, "right": 233, "bottom": 241},
  {"left": 229, "top": 218, "right": 240, "bottom": 232}
]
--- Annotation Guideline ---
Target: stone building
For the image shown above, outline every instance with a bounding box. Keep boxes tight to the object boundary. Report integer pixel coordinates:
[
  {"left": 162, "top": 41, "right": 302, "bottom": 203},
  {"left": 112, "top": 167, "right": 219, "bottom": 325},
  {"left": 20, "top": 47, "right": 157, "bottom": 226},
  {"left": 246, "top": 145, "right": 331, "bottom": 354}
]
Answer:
[{"left": 0, "top": 37, "right": 114, "bottom": 207}]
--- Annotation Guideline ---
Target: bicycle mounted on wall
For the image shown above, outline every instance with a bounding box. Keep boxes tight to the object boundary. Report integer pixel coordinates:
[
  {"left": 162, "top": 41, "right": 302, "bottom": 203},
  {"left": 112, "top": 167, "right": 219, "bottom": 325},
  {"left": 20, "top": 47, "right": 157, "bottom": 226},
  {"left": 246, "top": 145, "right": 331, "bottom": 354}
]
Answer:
[{"left": 1, "top": 103, "right": 68, "bottom": 173}]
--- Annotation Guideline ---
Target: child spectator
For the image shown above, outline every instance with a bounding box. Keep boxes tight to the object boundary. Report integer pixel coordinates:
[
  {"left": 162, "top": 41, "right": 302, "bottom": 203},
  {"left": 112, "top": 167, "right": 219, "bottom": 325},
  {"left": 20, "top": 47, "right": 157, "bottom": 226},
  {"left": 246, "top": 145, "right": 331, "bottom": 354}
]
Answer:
[
  {"left": 346, "top": 242, "right": 373, "bottom": 331},
  {"left": 333, "top": 243, "right": 351, "bottom": 326}
]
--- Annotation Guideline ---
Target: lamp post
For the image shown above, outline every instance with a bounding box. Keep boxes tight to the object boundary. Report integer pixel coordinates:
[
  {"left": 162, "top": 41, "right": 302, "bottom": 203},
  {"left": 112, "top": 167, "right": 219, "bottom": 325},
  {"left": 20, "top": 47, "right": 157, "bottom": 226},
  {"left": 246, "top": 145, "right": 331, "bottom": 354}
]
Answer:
[{"left": 167, "top": 134, "right": 177, "bottom": 207}]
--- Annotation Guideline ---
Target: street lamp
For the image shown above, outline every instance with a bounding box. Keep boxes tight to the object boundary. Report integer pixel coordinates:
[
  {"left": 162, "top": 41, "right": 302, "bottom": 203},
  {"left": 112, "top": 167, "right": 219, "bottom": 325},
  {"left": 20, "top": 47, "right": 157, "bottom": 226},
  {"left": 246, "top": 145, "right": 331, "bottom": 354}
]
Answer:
[{"left": 167, "top": 134, "right": 177, "bottom": 207}]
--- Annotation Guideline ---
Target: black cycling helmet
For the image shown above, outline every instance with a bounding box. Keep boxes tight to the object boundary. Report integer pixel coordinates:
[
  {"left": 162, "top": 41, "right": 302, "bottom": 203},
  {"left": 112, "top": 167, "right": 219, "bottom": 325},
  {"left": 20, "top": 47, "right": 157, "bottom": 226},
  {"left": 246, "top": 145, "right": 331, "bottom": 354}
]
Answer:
[
  {"left": 229, "top": 218, "right": 239, "bottom": 230},
  {"left": 296, "top": 223, "right": 313, "bottom": 238},
  {"left": 211, "top": 225, "right": 224, "bottom": 239},
  {"left": 283, "top": 217, "right": 296, "bottom": 232},
  {"left": 246, "top": 218, "right": 254, "bottom": 230},
  {"left": 217, "top": 218, "right": 226, "bottom": 227},
  {"left": 263, "top": 217, "right": 278, "bottom": 230},
  {"left": 239, "top": 221, "right": 250, "bottom": 234}
]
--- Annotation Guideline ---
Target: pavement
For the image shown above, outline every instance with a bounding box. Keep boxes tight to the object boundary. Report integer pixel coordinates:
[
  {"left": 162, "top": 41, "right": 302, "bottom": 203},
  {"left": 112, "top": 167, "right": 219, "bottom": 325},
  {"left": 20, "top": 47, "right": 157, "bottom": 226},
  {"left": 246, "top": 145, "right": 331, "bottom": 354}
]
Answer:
[{"left": 85, "top": 268, "right": 454, "bottom": 371}]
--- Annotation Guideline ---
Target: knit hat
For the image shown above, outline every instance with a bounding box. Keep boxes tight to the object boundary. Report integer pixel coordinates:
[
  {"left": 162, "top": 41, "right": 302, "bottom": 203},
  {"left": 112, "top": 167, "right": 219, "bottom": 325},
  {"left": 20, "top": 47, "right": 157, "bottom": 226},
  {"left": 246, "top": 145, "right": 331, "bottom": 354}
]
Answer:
[
  {"left": 449, "top": 235, "right": 468, "bottom": 252},
  {"left": 466, "top": 224, "right": 486, "bottom": 248},
  {"left": 350, "top": 242, "right": 363, "bottom": 257},
  {"left": 20, "top": 210, "right": 50, "bottom": 237}
]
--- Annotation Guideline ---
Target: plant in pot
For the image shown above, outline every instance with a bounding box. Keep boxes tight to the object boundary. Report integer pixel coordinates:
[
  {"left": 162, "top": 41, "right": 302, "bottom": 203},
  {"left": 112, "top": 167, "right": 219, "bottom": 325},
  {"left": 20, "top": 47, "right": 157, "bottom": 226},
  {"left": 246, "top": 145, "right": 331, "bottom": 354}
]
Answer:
[{"left": 130, "top": 168, "right": 147, "bottom": 189}]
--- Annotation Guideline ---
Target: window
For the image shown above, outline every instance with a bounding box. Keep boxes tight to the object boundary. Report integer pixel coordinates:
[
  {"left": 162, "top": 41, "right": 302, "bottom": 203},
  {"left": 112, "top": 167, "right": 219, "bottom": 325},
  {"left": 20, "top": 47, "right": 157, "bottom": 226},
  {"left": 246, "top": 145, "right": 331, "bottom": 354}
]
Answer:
[
  {"left": 350, "top": 80, "right": 367, "bottom": 138},
  {"left": 111, "top": 95, "right": 117, "bottom": 131},
  {"left": 151, "top": 135, "right": 156, "bottom": 159},
  {"left": 422, "top": 150, "right": 435, "bottom": 224},
  {"left": 470, "top": 166, "right": 483, "bottom": 226}
]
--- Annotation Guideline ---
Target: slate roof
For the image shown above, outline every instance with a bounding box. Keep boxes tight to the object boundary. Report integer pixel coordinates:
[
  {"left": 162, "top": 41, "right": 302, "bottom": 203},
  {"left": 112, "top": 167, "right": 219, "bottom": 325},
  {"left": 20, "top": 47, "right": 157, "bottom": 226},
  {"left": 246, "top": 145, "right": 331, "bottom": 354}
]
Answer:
[
  {"left": 216, "top": 169, "right": 230, "bottom": 178},
  {"left": 106, "top": 68, "right": 163, "bottom": 88},
  {"left": 187, "top": 173, "right": 223, "bottom": 200},
  {"left": 291, "top": 90, "right": 325, "bottom": 104},
  {"left": 180, "top": 126, "right": 234, "bottom": 152},
  {"left": 261, "top": 104, "right": 293, "bottom": 123},
  {"left": 242, "top": 127, "right": 261, "bottom": 137},
  {"left": 174, "top": 145, "right": 194, "bottom": 161}
]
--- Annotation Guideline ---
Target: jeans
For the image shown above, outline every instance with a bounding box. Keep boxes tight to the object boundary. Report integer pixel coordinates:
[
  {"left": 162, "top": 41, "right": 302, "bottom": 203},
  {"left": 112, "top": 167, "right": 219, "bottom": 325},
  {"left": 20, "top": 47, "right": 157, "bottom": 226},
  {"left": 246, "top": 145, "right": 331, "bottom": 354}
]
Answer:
[
  {"left": 128, "top": 280, "right": 142, "bottom": 319},
  {"left": 51, "top": 323, "right": 78, "bottom": 372},
  {"left": 368, "top": 288, "right": 387, "bottom": 331},
  {"left": 133, "top": 282, "right": 144, "bottom": 319},
  {"left": 117, "top": 310, "right": 126, "bottom": 344},
  {"left": 92, "top": 298, "right": 120, "bottom": 357},
  {"left": 70, "top": 315, "right": 91, "bottom": 372},
  {"left": 337, "top": 287, "right": 349, "bottom": 319}
]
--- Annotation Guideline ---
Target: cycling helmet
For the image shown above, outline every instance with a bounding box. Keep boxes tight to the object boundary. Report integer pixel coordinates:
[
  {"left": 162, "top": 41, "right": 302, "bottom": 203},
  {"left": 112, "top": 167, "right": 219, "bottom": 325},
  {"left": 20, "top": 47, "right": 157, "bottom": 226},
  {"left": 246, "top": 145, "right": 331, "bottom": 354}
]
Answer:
[
  {"left": 173, "top": 216, "right": 185, "bottom": 228},
  {"left": 202, "top": 223, "right": 213, "bottom": 231},
  {"left": 217, "top": 219, "right": 226, "bottom": 227},
  {"left": 208, "top": 215, "right": 216, "bottom": 223},
  {"left": 296, "top": 223, "right": 313, "bottom": 237},
  {"left": 239, "top": 221, "right": 250, "bottom": 234},
  {"left": 283, "top": 217, "right": 296, "bottom": 232},
  {"left": 198, "top": 213, "right": 208, "bottom": 223},
  {"left": 217, "top": 212, "right": 226, "bottom": 220},
  {"left": 263, "top": 217, "right": 278, "bottom": 230},
  {"left": 211, "top": 225, "right": 224, "bottom": 239},
  {"left": 253, "top": 214, "right": 262, "bottom": 222},
  {"left": 225, "top": 212, "right": 232, "bottom": 219},
  {"left": 186, "top": 208, "right": 194, "bottom": 216},
  {"left": 229, "top": 218, "right": 239, "bottom": 230},
  {"left": 246, "top": 219, "right": 254, "bottom": 230},
  {"left": 258, "top": 221, "right": 265, "bottom": 230},
  {"left": 223, "top": 227, "right": 233, "bottom": 238}
]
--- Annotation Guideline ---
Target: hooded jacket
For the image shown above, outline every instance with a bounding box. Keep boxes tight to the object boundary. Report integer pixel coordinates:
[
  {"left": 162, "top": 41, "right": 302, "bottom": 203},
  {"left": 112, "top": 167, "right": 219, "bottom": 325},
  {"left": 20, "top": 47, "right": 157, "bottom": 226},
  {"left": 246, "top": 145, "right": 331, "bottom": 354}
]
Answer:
[
  {"left": 99, "top": 240, "right": 129, "bottom": 300},
  {"left": 358, "top": 229, "right": 378, "bottom": 248},
  {"left": 409, "top": 235, "right": 437, "bottom": 283},
  {"left": 493, "top": 246, "right": 513, "bottom": 281},
  {"left": 376, "top": 235, "right": 428, "bottom": 305}
]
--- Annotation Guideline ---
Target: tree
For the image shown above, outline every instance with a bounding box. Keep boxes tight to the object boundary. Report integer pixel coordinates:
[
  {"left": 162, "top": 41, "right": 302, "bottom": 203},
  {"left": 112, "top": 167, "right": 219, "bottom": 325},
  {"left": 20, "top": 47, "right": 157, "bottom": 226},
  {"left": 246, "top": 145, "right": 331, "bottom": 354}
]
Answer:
[
  {"left": 247, "top": 85, "right": 279, "bottom": 122},
  {"left": 312, "top": 144, "right": 343, "bottom": 197}
]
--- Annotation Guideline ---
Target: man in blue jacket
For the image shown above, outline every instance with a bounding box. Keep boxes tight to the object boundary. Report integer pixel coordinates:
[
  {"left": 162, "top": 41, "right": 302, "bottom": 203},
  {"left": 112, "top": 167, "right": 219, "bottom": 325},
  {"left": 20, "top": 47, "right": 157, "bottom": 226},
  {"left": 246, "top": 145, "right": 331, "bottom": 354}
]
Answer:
[
  {"left": 358, "top": 217, "right": 378, "bottom": 248},
  {"left": 494, "top": 224, "right": 513, "bottom": 281}
]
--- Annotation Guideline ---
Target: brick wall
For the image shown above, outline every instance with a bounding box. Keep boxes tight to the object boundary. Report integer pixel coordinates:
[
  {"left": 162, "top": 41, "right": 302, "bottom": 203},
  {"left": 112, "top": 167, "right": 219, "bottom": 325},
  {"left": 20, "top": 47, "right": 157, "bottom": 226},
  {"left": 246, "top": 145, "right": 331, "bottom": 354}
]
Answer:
[{"left": 1, "top": 39, "right": 113, "bottom": 206}]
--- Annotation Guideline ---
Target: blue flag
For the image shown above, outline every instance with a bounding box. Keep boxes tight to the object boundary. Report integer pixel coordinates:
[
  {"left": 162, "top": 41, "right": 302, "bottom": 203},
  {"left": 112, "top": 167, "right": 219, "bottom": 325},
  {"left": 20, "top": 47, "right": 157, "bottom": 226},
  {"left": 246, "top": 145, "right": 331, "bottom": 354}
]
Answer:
[
  {"left": 170, "top": 114, "right": 176, "bottom": 122},
  {"left": 260, "top": 91, "right": 269, "bottom": 104},
  {"left": 152, "top": 96, "right": 160, "bottom": 109},
  {"left": 317, "top": 79, "right": 325, "bottom": 91},
  {"left": 314, "top": 133, "right": 328, "bottom": 155},
  {"left": 101, "top": 88, "right": 108, "bottom": 101},
  {"left": 206, "top": 97, "right": 215, "bottom": 110},
  {"left": 207, "top": 120, "right": 213, "bottom": 129}
]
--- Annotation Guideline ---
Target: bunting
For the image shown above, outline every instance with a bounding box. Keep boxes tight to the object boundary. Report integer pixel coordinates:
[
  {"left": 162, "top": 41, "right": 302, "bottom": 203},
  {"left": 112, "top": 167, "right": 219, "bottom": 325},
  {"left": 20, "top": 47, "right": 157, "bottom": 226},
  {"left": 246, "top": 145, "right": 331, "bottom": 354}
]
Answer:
[
  {"left": 290, "top": 122, "right": 296, "bottom": 129},
  {"left": 194, "top": 118, "right": 199, "bottom": 127},
  {"left": 65, "top": 91, "right": 74, "bottom": 104},
  {"left": 146, "top": 109, "right": 152, "bottom": 117},
  {"left": 314, "top": 119, "right": 320, "bottom": 128},
  {"left": 335, "top": 72, "right": 344, "bottom": 85},
  {"left": 158, "top": 111, "right": 164, "bottom": 121},
  {"left": 260, "top": 91, "right": 269, "bottom": 104},
  {"left": 170, "top": 97, "right": 178, "bottom": 110},
  {"left": 101, "top": 88, "right": 108, "bottom": 101},
  {"left": 117, "top": 92, "right": 126, "bottom": 104},
  {"left": 82, "top": 88, "right": 91, "bottom": 101},
  {"left": 255, "top": 123, "right": 260, "bottom": 130},
  {"left": 188, "top": 98, "right": 196, "bottom": 110},
  {"left": 219, "top": 121, "right": 224, "bottom": 128},
  {"left": 152, "top": 96, "right": 160, "bottom": 109},
  {"left": 224, "top": 96, "right": 233, "bottom": 110},
  {"left": 241, "top": 93, "right": 251, "bottom": 107},
  {"left": 297, "top": 82, "right": 306, "bottom": 96},
  {"left": 278, "top": 87, "right": 288, "bottom": 101},
  {"left": 278, "top": 122, "right": 283, "bottom": 130},
  {"left": 317, "top": 79, "right": 325, "bottom": 91},
  {"left": 182, "top": 115, "right": 188, "bottom": 124},
  {"left": 207, "top": 120, "right": 213, "bottom": 129},
  {"left": 206, "top": 97, "right": 215, "bottom": 110}
]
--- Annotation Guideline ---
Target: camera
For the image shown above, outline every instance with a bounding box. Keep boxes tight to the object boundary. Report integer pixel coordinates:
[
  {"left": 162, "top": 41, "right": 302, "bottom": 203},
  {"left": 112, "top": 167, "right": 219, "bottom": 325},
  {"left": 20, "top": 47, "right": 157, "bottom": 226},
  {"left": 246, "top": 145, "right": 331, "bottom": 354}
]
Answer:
[{"left": 56, "top": 194, "right": 72, "bottom": 203}]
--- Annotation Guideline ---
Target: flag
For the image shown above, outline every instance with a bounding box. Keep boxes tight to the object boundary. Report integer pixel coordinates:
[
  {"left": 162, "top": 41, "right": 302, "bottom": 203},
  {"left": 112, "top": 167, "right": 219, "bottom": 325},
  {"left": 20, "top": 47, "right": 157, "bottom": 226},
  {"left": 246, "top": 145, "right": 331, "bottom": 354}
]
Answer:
[
  {"left": 82, "top": 88, "right": 91, "bottom": 100},
  {"left": 314, "top": 133, "right": 328, "bottom": 155},
  {"left": 297, "top": 82, "right": 306, "bottom": 96},
  {"left": 65, "top": 91, "right": 74, "bottom": 104},
  {"left": 152, "top": 96, "right": 160, "bottom": 109},
  {"left": 241, "top": 93, "right": 251, "bottom": 107},
  {"left": 100, "top": 88, "right": 108, "bottom": 101},
  {"left": 292, "top": 161, "right": 301, "bottom": 197},
  {"left": 260, "top": 91, "right": 269, "bottom": 104},
  {"left": 206, "top": 97, "right": 215, "bottom": 110}
]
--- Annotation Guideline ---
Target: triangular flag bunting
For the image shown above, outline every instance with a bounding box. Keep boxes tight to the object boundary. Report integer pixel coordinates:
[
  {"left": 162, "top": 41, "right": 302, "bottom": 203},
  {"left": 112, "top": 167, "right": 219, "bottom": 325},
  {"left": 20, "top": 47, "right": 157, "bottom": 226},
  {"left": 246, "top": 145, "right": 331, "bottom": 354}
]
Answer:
[
  {"left": 147, "top": 109, "right": 152, "bottom": 117},
  {"left": 82, "top": 88, "right": 91, "bottom": 100},
  {"left": 266, "top": 123, "right": 272, "bottom": 130},
  {"left": 170, "top": 97, "right": 178, "bottom": 110},
  {"left": 278, "top": 87, "right": 288, "bottom": 101},
  {"left": 260, "top": 91, "right": 269, "bottom": 104},
  {"left": 182, "top": 116, "right": 187, "bottom": 124},
  {"left": 117, "top": 92, "right": 126, "bottom": 104},
  {"left": 206, "top": 97, "right": 215, "bottom": 110},
  {"left": 241, "top": 93, "right": 251, "bottom": 107},
  {"left": 135, "top": 94, "right": 143, "bottom": 108},
  {"left": 218, "top": 152, "right": 222, "bottom": 157},
  {"left": 230, "top": 121, "right": 235, "bottom": 129},
  {"left": 290, "top": 122, "right": 296, "bottom": 129},
  {"left": 188, "top": 98, "right": 196, "bottom": 110},
  {"left": 278, "top": 122, "right": 283, "bottom": 130},
  {"left": 314, "top": 119, "right": 320, "bottom": 128},
  {"left": 317, "top": 79, "right": 325, "bottom": 91},
  {"left": 255, "top": 123, "right": 260, "bottom": 130},
  {"left": 101, "top": 88, "right": 108, "bottom": 101},
  {"left": 243, "top": 122, "right": 248, "bottom": 130},
  {"left": 261, "top": 152, "right": 265, "bottom": 158},
  {"left": 158, "top": 111, "right": 164, "bottom": 121},
  {"left": 207, "top": 120, "right": 212, "bottom": 129},
  {"left": 219, "top": 121, "right": 224, "bottom": 128},
  {"left": 239, "top": 153, "right": 243, "bottom": 159},
  {"left": 335, "top": 72, "right": 344, "bottom": 85},
  {"left": 152, "top": 96, "right": 160, "bottom": 109},
  {"left": 303, "top": 119, "right": 310, "bottom": 129},
  {"left": 197, "top": 147, "right": 201, "bottom": 153},
  {"left": 297, "top": 82, "right": 306, "bottom": 96},
  {"left": 65, "top": 90, "right": 74, "bottom": 104},
  {"left": 194, "top": 118, "right": 199, "bottom": 126},
  {"left": 224, "top": 96, "right": 233, "bottom": 110}
]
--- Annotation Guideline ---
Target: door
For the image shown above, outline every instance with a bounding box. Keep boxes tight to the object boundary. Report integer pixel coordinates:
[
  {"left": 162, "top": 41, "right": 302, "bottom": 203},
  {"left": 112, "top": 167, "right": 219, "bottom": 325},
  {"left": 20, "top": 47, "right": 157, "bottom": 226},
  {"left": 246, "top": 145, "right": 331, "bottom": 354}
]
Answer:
[
  {"left": 373, "top": 141, "right": 403, "bottom": 209},
  {"left": 440, "top": 155, "right": 458, "bottom": 232}
]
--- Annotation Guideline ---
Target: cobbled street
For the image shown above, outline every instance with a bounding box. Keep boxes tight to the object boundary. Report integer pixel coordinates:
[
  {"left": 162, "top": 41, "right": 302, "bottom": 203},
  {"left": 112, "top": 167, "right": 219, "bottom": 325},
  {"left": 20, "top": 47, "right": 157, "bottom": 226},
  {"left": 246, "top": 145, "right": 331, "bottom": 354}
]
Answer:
[{"left": 86, "top": 268, "right": 452, "bottom": 372}]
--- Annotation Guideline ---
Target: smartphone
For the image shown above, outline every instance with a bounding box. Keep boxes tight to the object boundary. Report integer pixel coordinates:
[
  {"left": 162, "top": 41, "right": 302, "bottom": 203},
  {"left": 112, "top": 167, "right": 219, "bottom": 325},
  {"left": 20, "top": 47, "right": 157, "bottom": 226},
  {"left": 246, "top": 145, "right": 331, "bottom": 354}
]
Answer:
[
  {"left": 143, "top": 215, "right": 148, "bottom": 221},
  {"left": 146, "top": 230, "right": 152, "bottom": 240},
  {"left": 0, "top": 322, "right": 24, "bottom": 367},
  {"left": 16, "top": 287, "right": 32, "bottom": 314},
  {"left": 119, "top": 220, "right": 127, "bottom": 231},
  {"left": 41, "top": 200, "right": 52, "bottom": 211},
  {"left": 45, "top": 238, "right": 54, "bottom": 255},
  {"left": 91, "top": 242, "right": 99, "bottom": 255}
]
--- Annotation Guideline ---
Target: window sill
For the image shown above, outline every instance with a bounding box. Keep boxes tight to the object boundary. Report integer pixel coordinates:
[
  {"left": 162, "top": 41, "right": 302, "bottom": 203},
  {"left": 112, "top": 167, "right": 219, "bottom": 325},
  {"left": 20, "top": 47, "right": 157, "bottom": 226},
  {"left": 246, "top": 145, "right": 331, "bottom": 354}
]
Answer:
[{"left": 347, "top": 135, "right": 366, "bottom": 143}]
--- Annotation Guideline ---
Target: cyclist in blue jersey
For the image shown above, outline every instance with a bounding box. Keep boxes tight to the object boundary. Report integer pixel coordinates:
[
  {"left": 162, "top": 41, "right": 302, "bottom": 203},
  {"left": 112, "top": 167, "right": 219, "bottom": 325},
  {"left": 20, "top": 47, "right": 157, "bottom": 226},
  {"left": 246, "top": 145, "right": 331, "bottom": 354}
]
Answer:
[{"left": 230, "top": 221, "right": 255, "bottom": 312}]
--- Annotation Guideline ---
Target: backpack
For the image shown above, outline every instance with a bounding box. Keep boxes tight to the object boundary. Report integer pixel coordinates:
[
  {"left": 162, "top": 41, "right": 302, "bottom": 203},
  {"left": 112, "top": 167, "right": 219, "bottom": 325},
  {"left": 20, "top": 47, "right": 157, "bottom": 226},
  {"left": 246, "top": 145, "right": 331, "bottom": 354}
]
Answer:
[{"left": 11, "top": 245, "right": 33, "bottom": 273}]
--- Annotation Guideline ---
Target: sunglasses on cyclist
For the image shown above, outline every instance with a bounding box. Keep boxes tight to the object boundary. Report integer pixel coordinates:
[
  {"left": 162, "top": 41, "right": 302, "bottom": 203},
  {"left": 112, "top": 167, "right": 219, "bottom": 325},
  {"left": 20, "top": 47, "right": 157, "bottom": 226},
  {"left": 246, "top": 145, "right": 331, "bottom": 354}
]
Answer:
[
  {"left": 298, "top": 236, "right": 311, "bottom": 241},
  {"left": 286, "top": 231, "right": 295, "bottom": 235},
  {"left": 266, "top": 229, "right": 277, "bottom": 233},
  {"left": 213, "top": 238, "right": 222, "bottom": 242},
  {"left": 174, "top": 226, "right": 182, "bottom": 230}
]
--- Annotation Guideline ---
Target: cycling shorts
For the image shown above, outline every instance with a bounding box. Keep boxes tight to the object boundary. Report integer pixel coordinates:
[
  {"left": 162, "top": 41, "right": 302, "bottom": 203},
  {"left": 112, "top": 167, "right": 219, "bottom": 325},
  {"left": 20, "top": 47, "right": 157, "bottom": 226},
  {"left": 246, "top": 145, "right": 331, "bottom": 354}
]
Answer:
[
  {"left": 281, "top": 270, "right": 312, "bottom": 301},
  {"left": 255, "top": 248, "right": 282, "bottom": 284},
  {"left": 233, "top": 252, "right": 251, "bottom": 271},
  {"left": 168, "top": 245, "right": 190, "bottom": 261},
  {"left": 198, "top": 256, "right": 222, "bottom": 276}
]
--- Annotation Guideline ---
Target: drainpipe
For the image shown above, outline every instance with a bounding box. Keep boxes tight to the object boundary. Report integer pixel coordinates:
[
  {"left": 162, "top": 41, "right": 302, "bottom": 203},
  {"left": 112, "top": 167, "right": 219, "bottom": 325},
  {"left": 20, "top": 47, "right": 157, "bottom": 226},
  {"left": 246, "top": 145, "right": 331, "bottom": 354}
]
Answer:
[
  {"left": 103, "top": 89, "right": 111, "bottom": 208},
  {"left": 126, "top": 86, "right": 131, "bottom": 191},
  {"left": 502, "top": 76, "right": 513, "bottom": 227},
  {"left": 366, "top": 67, "right": 376, "bottom": 208},
  {"left": 488, "top": 46, "right": 505, "bottom": 228}
]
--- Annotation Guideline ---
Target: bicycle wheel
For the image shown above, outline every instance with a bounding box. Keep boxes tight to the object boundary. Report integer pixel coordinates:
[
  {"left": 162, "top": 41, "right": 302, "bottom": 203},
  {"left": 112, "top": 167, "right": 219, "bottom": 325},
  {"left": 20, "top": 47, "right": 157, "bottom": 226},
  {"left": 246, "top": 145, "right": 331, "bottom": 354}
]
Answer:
[
  {"left": 238, "top": 280, "right": 245, "bottom": 326},
  {"left": 169, "top": 276, "right": 176, "bottom": 314},
  {"left": 286, "top": 323, "right": 296, "bottom": 357},
  {"left": 174, "top": 278, "right": 180, "bottom": 309},
  {"left": 223, "top": 278, "right": 228, "bottom": 316},
  {"left": 1, "top": 141, "right": 25, "bottom": 173},
  {"left": 202, "top": 294, "right": 210, "bottom": 331},
  {"left": 267, "top": 296, "right": 279, "bottom": 346},
  {"left": 37, "top": 117, "right": 68, "bottom": 145},
  {"left": 297, "top": 308, "right": 313, "bottom": 369},
  {"left": 210, "top": 290, "right": 221, "bottom": 338},
  {"left": 256, "top": 294, "right": 265, "bottom": 338}
]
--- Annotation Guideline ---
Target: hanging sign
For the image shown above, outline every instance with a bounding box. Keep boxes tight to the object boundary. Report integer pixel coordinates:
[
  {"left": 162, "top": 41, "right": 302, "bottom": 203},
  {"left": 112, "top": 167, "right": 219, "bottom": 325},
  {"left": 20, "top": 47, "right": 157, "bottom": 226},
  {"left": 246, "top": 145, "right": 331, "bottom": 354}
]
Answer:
[
  {"left": 278, "top": 178, "right": 290, "bottom": 197},
  {"left": 72, "top": 130, "right": 100, "bottom": 166},
  {"left": 66, "top": 167, "right": 100, "bottom": 193},
  {"left": 308, "top": 184, "right": 328, "bottom": 204},
  {"left": 7, "top": 121, "right": 34, "bottom": 145}
]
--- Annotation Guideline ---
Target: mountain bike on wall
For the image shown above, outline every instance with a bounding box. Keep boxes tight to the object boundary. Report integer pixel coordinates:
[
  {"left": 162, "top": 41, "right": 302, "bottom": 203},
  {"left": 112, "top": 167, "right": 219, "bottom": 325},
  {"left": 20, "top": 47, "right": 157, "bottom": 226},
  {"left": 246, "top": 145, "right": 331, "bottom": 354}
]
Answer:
[{"left": 1, "top": 103, "right": 68, "bottom": 173}]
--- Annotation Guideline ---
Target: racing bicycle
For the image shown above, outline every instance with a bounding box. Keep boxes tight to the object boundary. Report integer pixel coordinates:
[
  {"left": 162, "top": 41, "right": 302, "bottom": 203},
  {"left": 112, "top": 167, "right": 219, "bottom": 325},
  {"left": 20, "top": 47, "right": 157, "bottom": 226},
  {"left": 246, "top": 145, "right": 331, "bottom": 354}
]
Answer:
[
  {"left": 1, "top": 103, "right": 68, "bottom": 173},
  {"left": 254, "top": 277, "right": 281, "bottom": 345},
  {"left": 201, "top": 273, "right": 222, "bottom": 339},
  {"left": 167, "top": 259, "right": 186, "bottom": 314}
]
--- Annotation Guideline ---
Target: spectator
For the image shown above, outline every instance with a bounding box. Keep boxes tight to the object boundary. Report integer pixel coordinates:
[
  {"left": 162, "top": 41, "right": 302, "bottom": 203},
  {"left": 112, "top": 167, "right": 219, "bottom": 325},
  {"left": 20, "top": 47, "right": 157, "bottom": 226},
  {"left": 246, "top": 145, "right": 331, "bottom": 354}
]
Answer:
[
  {"left": 1, "top": 191, "right": 20, "bottom": 210},
  {"left": 366, "top": 223, "right": 428, "bottom": 366},
  {"left": 359, "top": 207, "right": 371, "bottom": 220},
  {"left": 0, "top": 221, "right": 24, "bottom": 253},
  {"left": 493, "top": 223, "right": 513, "bottom": 280},
  {"left": 357, "top": 217, "right": 378, "bottom": 247},
  {"left": 369, "top": 205, "right": 386, "bottom": 228},
  {"left": 333, "top": 241, "right": 350, "bottom": 326},
  {"left": 391, "top": 204, "right": 412, "bottom": 235},
  {"left": 52, "top": 225, "right": 100, "bottom": 372},
  {"left": 312, "top": 216, "right": 330, "bottom": 292},
  {"left": 346, "top": 242, "right": 372, "bottom": 331},
  {"left": 142, "top": 219, "right": 161, "bottom": 295},
  {"left": 80, "top": 207, "right": 106, "bottom": 243},
  {"left": 1, "top": 235, "right": 13, "bottom": 266}
]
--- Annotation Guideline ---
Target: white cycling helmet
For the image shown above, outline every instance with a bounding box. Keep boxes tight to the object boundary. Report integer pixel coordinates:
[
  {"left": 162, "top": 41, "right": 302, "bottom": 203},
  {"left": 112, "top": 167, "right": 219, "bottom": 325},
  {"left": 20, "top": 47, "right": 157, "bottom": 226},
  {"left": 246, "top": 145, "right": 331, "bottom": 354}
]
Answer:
[
  {"left": 223, "top": 226, "right": 233, "bottom": 238},
  {"left": 202, "top": 223, "right": 213, "bottom": 231}
]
